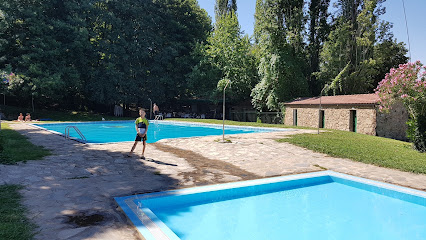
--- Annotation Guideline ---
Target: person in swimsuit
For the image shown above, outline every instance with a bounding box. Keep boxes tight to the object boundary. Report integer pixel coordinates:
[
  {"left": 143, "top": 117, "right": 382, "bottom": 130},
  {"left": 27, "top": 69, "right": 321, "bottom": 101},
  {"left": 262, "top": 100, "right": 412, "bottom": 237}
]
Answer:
[
  {"left": 153, "top": 103, "right": 159, "bottom": 117},
  {"left": 24, "top": 113, "right": 31, "bottom": 121},
  {"left": 127, "top": 108, "right": 149, "bottom": 159}
]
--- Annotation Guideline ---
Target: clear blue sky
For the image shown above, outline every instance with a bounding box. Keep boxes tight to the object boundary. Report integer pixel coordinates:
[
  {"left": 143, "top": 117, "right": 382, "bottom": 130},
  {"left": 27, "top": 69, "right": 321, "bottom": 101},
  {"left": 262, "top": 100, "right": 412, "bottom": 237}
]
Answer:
[{"left": 197, "top": 0, "right": 426, "bottom": 64}]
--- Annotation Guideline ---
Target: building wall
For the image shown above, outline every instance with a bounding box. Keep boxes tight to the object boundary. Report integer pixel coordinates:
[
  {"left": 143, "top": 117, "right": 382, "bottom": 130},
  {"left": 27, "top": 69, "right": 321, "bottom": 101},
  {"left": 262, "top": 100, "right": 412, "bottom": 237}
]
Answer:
[
  {"left": 376, "top": 101, "right": 408, "bottom": 140},
  {"left": 284, "top": 103, "right": 408, "bottom": 140},
  {"left": 284, "top": 105, "right": 376, "bottom": 135}
]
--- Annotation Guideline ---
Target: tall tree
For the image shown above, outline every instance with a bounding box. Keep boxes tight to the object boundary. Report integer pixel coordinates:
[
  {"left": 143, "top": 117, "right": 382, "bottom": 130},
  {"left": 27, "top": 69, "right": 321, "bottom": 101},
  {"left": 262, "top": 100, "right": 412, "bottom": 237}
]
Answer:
[
  {"left": 215, "top": 0, "right": 237, "bottom": 19},
  {"left": 316, "top": 0, "right": 404, "bottom": 95},
  {"left": 0, "top": 0, "right": 211, "bottom": 110},
  {"left": 251, "top": 0, "right": 309, "bottom": 111},
  {"left": 0, "top": 0, "right": 91, "bottom": 108},
  {"left": 188, "top": 8, "right": 257, "bottom": 102},
  {"left": 307, "top": 0, "right": 331, "bottom": 96}
]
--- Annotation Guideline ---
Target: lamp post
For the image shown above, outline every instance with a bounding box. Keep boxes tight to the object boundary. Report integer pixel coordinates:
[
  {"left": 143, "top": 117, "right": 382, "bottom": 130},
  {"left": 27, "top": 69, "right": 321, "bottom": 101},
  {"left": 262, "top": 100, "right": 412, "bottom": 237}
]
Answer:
[
  {"left": 222, "top": 80, "right": 231, "bottom": 142},
  {"left": 318, "top": 85, "right": 328, "bottom": 134},
  {"left": 148, "top": 98, "right": 152, "bottom": 120},
  {"left": 32, "top": 93, "right": 35, "bottom": 113}
]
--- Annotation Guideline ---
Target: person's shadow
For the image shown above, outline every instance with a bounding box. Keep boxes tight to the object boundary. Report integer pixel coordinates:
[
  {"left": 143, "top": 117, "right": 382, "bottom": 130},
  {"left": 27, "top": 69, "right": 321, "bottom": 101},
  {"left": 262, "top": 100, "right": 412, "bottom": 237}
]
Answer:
[{"left": 144, "top": 158, "right": 178, "bottom": 167}]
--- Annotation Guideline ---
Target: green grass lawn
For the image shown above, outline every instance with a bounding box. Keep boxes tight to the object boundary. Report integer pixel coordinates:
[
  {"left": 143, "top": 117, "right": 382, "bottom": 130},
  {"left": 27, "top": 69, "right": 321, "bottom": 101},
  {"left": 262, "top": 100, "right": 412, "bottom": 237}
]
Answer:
[
  {"left": 0, "top": 122, "right": 50, "bottom": 164},
  {"left": 278, "top": 130, "right": 426, "bottom": 174},
  {"left": 0, "top": 185, "right": 35, "bottom": 240}
]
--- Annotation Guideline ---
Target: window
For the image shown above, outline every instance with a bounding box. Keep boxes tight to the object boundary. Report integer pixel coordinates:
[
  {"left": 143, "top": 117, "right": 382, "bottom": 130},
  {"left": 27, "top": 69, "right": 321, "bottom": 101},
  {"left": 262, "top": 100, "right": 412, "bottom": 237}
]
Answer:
[
  {"left": 350, "top": 110, "right": 357, "bottom": 132},
  {"left": 293, "top": 109, "right": 298, "bottom": 126}
]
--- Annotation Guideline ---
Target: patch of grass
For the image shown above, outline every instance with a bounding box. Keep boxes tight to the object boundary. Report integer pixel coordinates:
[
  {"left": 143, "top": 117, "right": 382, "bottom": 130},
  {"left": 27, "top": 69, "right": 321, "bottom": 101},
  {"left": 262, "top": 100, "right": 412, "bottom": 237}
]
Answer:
[
  {"left": 313, "top": 164, "right": 328, "bottom": 170},
  {"left": 0, "top": 122, "right": 50, "bottom": 164},
  {"left": 214, "top": 138, "right": 232, "bottom": 143},
  {"left": 0, "top": 185, "right": 36, "bottom": 240},
  {"left": 278, "top": 130, "right": 426, "bottom": 174},
  {"left": 165, "top": 118, "right": 309, "bottom": 129}
]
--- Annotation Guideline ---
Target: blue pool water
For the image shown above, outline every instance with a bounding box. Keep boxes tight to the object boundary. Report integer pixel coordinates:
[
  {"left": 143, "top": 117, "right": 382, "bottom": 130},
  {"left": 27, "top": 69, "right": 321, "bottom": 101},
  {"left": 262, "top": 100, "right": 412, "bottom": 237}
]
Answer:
[
  {"left": 34, "top": 121, "right": 285, "bottom": 143},
  {"left": 115, "top": 172, "right": 426, "bottom": 240}
]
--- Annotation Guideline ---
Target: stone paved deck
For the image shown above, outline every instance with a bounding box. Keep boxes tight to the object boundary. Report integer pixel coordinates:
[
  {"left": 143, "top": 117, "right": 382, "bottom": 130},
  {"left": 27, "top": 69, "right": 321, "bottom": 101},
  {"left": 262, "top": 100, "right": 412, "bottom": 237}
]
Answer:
[{"left": 1, "top": 122, "right": 425, "bottom": 239}]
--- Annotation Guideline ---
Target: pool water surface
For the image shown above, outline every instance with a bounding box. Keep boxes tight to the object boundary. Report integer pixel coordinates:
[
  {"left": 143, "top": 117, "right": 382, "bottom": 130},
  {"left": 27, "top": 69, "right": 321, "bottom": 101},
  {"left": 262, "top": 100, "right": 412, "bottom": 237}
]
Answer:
[
  {"left": 115, "top": 171, "right": 426, "bottom": 240},
  {"left": 34, "top": 121, "right": 287, "bottom": 143}
]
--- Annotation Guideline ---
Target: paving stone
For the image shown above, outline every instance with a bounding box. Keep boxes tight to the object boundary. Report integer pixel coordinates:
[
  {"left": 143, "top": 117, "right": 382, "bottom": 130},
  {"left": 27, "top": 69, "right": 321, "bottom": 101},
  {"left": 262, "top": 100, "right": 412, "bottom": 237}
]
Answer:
[
  {"left": 57, "top": 227, "right": 89, "bottom": 239},
  {"left": 1, "top": 122, "right": 425, "bottom": 240}
]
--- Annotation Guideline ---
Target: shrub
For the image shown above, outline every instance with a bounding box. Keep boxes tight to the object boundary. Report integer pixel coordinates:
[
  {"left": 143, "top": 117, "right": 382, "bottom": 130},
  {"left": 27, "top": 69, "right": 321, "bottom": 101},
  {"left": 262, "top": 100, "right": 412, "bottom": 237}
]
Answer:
[{"left": 376, "top": 61, "right": 426, "bottom": 152}]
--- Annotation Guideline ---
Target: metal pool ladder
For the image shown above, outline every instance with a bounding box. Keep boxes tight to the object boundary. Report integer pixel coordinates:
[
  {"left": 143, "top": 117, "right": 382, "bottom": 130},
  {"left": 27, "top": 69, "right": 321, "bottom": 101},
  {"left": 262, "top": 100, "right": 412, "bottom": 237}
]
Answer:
[
  {"left": 154, "top": 115, "right": 163, "bottom": 120},
  {"left": 65, "top": 126, "right": 87, "bottom": 142}
]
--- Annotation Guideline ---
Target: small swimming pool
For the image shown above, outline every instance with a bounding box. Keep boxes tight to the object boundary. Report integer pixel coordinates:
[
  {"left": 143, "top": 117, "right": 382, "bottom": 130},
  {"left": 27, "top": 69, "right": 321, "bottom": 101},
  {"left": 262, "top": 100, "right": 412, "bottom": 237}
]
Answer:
[
  {"left": 115, "top": 171, "right": 426, "bottom": 240},
  {"left": 33, "top": 121, "right": 288, "bottom": 143}
]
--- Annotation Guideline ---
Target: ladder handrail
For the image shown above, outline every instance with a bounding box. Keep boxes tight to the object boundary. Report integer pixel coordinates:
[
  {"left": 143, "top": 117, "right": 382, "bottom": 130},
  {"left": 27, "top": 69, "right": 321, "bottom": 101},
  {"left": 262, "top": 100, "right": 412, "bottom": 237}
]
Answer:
[
  {"left": 154, "top": 115, "right": 163, "bottom": 121},
  {"left": 65, "top": 126, "right": 87, "bottom": 142}
]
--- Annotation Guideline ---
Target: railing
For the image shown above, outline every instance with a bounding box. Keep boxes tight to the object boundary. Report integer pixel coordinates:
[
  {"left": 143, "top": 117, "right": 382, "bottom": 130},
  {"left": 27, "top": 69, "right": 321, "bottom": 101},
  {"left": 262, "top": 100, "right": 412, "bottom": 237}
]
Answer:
[
  {"left": 65, "top": 126, "right": 87, "bottom": 142},
  {"left": 154, "top": 115, "right": 163, "bottom": 121}
]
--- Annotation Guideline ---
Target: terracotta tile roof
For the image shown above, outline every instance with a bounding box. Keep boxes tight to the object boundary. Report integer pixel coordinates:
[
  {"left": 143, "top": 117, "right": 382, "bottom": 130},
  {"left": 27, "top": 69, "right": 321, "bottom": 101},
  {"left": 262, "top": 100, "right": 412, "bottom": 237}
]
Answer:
[{"left": 285, "top": 94, "right": 380, "bottom": 106}]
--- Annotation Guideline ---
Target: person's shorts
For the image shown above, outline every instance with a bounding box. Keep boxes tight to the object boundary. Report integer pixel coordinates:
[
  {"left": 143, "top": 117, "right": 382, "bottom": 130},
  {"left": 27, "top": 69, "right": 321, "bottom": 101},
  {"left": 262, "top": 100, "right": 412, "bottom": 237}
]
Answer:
[{"left": 135, "top": 134, "right": 147, "bottom": 142}]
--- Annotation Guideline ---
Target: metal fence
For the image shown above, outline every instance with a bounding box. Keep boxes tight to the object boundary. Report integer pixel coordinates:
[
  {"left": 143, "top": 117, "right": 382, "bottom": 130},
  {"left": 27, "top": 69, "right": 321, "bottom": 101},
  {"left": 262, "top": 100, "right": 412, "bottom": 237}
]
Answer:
[{"left": 230, "top": 110, "right": 284, "bottom": 124}]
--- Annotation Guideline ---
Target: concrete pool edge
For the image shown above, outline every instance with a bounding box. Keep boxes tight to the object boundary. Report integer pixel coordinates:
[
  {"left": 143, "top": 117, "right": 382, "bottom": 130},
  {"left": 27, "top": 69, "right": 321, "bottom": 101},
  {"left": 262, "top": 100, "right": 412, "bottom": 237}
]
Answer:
[{"left": 114, "top": 171, "right": 426, "bottom": 240}]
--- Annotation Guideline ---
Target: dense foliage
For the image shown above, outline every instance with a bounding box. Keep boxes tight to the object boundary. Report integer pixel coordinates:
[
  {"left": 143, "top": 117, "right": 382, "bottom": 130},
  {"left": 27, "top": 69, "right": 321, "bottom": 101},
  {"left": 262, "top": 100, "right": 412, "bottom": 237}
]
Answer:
[
  {"left": 317, "top": 0, "right": 408, "bottom": 95},
  {"left": 375, "top": 61, "right": 426, "bottom": 152},
  {"left": 1, "top": 0, "right": 409, "bottom": 114},
  {"left": 251, "top": 0, "right": 309, "bottom": 111},
  {"left": 188, "top": 10, "right": 257, "bottom": 102},
  {"left": 0, "top": 0, "right": 211, "bottom": 110}
]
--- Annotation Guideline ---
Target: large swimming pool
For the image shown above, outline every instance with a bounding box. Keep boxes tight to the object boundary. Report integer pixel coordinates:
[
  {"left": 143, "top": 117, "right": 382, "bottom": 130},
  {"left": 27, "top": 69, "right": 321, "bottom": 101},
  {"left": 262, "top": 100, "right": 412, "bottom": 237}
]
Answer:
[
  {"left": 115, "top": 171, "right": 426, "bottom": 240},
  {"left": 33, "top": 121, "right": 287, "bottom": 143}
]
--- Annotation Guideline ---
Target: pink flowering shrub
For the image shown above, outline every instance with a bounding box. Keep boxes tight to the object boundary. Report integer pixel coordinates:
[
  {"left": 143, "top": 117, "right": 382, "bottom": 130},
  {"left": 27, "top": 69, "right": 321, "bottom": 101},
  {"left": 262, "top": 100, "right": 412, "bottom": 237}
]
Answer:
[
  {"left": 375, "top": 61, "right": 426, "bottom": 117},
  {"left": 375, "top": 61, "right": 426, "bottom": 152}
]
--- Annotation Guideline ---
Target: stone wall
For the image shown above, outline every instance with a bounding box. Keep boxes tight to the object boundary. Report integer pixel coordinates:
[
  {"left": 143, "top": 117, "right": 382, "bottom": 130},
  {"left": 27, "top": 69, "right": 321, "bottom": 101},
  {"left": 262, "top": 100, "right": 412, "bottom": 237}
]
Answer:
[
  {"left": 376, "top": 101, "right": 408, "bottom": 140},
  {"left": 284, "top": 105, "right": 376, "bottom": 135},
  {"left": 284, "top": 103, "right": 408, "bottom": 140}
]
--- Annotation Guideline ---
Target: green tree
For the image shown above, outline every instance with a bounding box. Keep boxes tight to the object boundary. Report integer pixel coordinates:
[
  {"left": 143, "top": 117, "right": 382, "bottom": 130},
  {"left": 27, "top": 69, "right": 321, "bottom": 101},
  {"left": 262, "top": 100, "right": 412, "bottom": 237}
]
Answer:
[
  {"left": 0, "top": 0, "right": 211, "bottom": 110},
  {"left": 316, "top": 0, "right": 395, "bottom": 95},
  {"left": 371, "top": 21, "right": 408, "bottom": 89},
  {"left": 189, "top": 1, "right": 256, "bottom": 103},
  {"left": 307, "top": 0, "right": 331, "bottom": 95},
  {"left": 215, "top": 0, "right": 237, "bottom": 19},
  {"left": 251, "top": 0, "right": 309, "bottom": 111}
]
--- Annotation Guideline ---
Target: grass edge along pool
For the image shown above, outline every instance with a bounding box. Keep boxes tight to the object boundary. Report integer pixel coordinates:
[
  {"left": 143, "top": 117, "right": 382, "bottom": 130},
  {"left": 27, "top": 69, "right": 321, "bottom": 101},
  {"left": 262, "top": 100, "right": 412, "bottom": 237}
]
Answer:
[{"left": 114, "top": 171, "right": 426, "bottom": 240}]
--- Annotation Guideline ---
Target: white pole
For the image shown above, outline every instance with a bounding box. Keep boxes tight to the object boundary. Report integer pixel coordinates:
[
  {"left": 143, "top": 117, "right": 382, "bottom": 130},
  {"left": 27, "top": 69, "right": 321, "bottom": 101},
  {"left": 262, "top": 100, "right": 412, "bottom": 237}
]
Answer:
[
  {"left": 148, "top": 98, "right": 152, "bottom": 120},
  {"left": 32, "top": 93, "right": 34, "bottom": 112},
  {"left": 222, "top": 80, "right": 230, "bottom": 142}
]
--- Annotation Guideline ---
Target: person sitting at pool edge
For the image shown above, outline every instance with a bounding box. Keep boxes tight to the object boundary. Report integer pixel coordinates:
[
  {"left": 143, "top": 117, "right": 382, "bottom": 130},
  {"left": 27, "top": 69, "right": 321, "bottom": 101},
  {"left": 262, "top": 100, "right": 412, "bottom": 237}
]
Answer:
[
  {"left": 17, "top": 113, "right": 24, "bottom": 121},
  {"left": 25, "top": 113, "right": 31, "bottom": 121},
  {"left": 127, "top": 108, "right": 149, "bottom": 159}
]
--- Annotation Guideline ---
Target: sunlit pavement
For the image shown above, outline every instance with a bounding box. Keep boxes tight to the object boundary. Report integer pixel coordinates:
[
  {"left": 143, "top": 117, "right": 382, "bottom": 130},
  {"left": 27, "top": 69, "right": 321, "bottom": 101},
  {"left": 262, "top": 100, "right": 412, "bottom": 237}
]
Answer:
[{"left": 1, "top": 122, "right": 425, "bottom": 240}]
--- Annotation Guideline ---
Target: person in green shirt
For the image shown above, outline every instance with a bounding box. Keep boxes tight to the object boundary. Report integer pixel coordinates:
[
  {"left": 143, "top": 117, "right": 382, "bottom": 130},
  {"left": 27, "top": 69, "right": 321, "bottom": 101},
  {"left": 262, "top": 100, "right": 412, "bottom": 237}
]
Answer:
[{"left": 127, "top": 108, "right": 149, "bottom": 159}]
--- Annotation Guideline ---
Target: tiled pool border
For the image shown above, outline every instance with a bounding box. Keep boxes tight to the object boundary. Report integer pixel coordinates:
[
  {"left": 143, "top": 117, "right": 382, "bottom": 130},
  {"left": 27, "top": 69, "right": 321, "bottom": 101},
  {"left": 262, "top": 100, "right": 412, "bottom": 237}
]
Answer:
[
  {"left": 114, "top": 171, "right": 426, "bottom": 240},
  {"left": 31, "top": 120, "right": 291, "bottom": 144}
]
